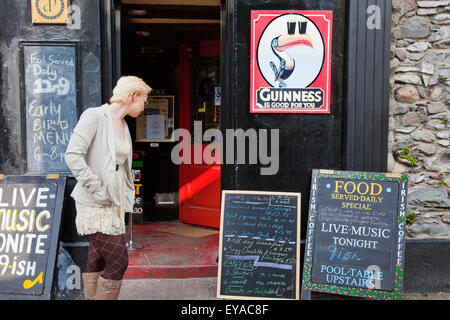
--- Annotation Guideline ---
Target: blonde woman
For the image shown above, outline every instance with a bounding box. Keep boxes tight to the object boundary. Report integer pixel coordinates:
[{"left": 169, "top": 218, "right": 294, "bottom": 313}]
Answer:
[{"left": 65, "top": 76, "right": 151, "bottom": 300}]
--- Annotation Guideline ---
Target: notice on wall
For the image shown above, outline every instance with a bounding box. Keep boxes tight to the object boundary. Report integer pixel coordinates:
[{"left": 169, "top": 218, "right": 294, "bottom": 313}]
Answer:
[
  {"left": 146, "top": 115, "right": 166, "bottom": 140},
  {"left": 250, "top": 10, "right": 332, "bottom": 113},
  {"left": 217, "top": 190, "right": 301, "bottom": 300},
  {"left": 136, "top": 96, "right": 175, "bottom": 142},
  {"left": 22, "top": 43, "right": 78, "bottom": 173},
  {"left": 0, "top": 175, "right": 66, "bottom": 300},
  {"left": 302, "top": 170, "right": 408, "bottom": 300}
]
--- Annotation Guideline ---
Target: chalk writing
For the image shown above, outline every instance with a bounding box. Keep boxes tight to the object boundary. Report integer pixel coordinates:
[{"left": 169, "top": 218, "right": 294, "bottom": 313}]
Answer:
[
  {"left": 319, "top": 207, "right": 391, "bottom": 228},
  {"left": 218, "top": 191, "right": 300, "bottom": 299},
  {"left": 310, "top": 177, "right": 398, "bottom": 291}
]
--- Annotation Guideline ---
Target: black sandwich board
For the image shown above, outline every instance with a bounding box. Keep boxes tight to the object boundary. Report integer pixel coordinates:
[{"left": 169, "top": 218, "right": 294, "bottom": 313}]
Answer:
[
  {"left": 217, "top": 190, "right": 301, "bottom": 300},
  {"left": 0, "top": 174, "right": 66, "bottom": 300},
  {"left": 302, "top": 169, "right": 408, "bottom": 300}
]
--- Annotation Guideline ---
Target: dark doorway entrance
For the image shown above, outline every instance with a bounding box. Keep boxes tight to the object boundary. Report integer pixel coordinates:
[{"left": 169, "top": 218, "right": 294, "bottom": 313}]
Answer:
[{"left": 120, "top": 1, "right": 221, "bottom": 225}]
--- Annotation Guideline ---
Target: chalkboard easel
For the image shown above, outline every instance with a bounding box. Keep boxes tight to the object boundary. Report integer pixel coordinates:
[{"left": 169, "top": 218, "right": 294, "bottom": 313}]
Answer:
[
  {"left": 301, "top": 169, "right": 408, "bottom": 300},
  {"left": 0, "top": 174, "right": 66, "bottom": 300},
  {"left": 217, "top": 190, "right": 301, "bottom": 300}
]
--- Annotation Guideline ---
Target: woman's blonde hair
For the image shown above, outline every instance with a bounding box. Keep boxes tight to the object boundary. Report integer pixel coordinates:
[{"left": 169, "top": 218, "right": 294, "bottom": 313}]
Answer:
[{"left": 110, "top": 76, "right": 152, "bottom": 104}]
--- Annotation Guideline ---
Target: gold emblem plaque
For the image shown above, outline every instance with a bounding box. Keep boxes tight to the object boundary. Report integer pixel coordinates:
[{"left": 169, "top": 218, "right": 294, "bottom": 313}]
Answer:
[{"left": 31, "top": 0, "right": 69, "bottom": 24}]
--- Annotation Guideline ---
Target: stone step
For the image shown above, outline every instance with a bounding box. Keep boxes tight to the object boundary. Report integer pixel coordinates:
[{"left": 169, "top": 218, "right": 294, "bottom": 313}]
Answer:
[{"left": 118, "top": 278, "right": 450, "bottom": 300}]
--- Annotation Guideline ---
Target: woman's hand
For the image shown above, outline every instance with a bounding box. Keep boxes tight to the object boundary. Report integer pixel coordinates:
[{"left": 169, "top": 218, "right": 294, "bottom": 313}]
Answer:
[{"left": 91, "top": 185, "right": 111, "bottom": 206}]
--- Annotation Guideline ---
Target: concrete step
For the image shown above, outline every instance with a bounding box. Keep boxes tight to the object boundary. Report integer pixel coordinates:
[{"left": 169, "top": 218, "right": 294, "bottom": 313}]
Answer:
[{"left": 119, "top": 277, "right": 219, "bottom": 300}]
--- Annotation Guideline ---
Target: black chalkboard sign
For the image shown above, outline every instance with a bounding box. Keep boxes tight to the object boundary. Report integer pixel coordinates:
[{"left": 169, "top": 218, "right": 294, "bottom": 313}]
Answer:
[
  {"left": 21, "top": 42, "right": 79, "bottom": 173},
  {"left": 217, "top": 190, "right": 301, "bottom": 300},
  {"left": 302, "top": 170, "right": 408, "bottom": 300},
  {"left": 0, "top": 174, "right": 66, "bottom": 300}
]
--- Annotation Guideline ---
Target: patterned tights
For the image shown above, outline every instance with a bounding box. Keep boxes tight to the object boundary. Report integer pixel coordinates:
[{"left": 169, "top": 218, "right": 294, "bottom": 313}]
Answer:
[{"left": 85, "top": 232, "right": 129, "bottom": 280}]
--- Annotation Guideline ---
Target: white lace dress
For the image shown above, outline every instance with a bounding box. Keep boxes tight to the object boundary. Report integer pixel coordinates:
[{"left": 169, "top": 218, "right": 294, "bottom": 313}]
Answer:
[{"left": 75, "top": 134, "right": 131, "bottom": 236}]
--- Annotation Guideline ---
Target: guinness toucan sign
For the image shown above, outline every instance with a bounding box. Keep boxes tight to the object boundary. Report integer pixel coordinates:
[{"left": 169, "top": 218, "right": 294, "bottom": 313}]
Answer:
[{"left": 250, "top": 10, "right": 333, "bottom": 113}]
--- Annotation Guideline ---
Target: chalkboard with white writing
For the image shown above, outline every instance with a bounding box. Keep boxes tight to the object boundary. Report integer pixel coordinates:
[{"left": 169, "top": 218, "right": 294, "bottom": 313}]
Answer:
[
  {"left": 0, "top": 175, "right": 66, "bottom": 300},
  {"left": 302, "top": 170, "right": 408, "bottom": 300},
  {"left": 21, "top": 43, "right": 79, "bottom": 173},
  {"left": 217, "top": 190, "right": 301, "bottom": 300}
]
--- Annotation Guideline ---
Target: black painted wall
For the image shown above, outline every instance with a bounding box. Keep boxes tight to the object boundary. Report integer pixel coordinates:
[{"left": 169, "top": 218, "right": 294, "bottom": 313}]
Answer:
[
  {"left": 0, "top": 0, "right": 106, "bottom": 299},
  {"left": 0, "top": 0, "right": 108, "bottom": 243},
  {"left": 346, "top": 0, "right": 391, "bottom": 171}
]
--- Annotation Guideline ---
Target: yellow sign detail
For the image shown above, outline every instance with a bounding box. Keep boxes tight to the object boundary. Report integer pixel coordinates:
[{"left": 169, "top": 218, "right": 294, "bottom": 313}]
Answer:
[
  {"left": 46, "top": 173, "right": 59, "bottom": 180},
  {"left": 23, "top": 272, "right": 44, "bottom": 289}
]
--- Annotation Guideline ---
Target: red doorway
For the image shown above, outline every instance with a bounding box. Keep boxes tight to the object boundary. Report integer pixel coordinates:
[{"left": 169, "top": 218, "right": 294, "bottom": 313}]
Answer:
[{"left": 178, "top": 40, "right": 221, "bottom": 228}]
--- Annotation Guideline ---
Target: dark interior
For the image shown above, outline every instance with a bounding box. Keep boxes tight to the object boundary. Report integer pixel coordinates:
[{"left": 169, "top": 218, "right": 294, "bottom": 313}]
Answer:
[{"left": 121, "top": 2, "right": 221, "bottom": 222}]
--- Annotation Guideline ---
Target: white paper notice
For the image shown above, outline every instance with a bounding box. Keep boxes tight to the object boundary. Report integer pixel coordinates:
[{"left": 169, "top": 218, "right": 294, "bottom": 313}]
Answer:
[{"left": 146, "top": 115, "right": 165, "bottom": 139}]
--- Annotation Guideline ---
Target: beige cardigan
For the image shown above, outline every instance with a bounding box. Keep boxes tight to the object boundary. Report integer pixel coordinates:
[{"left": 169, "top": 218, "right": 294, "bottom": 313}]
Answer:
[{"left": 65, "top": 104, "right": 135, "bottom": 213}]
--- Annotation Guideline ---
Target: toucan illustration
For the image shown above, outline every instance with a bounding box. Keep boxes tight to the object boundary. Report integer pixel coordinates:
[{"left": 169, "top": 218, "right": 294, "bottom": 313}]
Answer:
[{"left": 270, "top": 21, "right": 313, "bottom": 87}]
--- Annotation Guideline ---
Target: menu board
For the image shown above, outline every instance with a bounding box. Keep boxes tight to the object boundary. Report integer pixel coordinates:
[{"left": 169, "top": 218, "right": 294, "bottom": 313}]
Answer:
[
  {"left": 0, "top": 175, "right": 66, "bottom": 300},
  {"left": 217, "top": 190, "right": 301, "bottom": 300},
  {"left": 21, "top": 43, "right": 79, "bottom": 173},
  {"left": 302, "top": 170, "right": 408, "bottom": 300}
]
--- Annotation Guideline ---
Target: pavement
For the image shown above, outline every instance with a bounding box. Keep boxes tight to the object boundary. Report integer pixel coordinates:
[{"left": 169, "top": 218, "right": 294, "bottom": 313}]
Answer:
[
  {"left": 118, "top": 222, "right": 449, "bottom": 301},
  {"left": 118, "top": 277, "right": 450, "bottom": 300},
  {"left": 402, "top": 292, "right": 450, "bottom": 300},
  {"left": 123, "top": 221, "right": 219, "bottom": 280}
]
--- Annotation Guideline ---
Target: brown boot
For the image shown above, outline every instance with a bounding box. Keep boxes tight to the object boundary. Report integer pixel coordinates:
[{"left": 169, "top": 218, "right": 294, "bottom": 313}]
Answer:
[
  {"left": 82, "top": 271, "right": 103, "bottom": 300},
  {"left": 95, "top": 276, "right": 122, "bottom": 300}
]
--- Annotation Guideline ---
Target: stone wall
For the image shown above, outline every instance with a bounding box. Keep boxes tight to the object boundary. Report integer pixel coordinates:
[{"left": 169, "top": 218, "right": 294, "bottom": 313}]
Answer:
[{"left": 389, "top": 0, "right": 450, "bottom": 239}]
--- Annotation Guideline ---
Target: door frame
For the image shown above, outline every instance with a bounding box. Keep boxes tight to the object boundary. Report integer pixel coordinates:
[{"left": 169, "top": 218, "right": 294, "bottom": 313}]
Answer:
[{"left": 101, "top": 0, "right": 122, "bottom": 101}]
